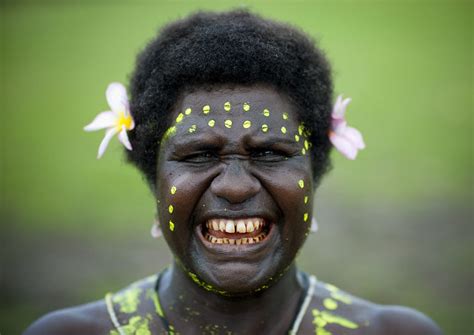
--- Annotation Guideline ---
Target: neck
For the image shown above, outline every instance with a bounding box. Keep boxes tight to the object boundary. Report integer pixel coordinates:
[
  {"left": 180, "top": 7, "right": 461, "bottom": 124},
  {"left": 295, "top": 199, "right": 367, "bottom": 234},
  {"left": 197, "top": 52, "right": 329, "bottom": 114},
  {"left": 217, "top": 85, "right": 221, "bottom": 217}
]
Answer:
[{"left": 158, "top": 262, "right": 305, "bottom": 334}]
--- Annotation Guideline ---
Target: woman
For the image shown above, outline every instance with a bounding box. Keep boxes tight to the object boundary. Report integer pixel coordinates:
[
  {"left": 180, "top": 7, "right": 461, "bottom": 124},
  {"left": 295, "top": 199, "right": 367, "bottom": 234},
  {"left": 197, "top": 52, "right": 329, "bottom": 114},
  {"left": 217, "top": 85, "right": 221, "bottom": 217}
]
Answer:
[{"left": 25, "top": 10, "right": 442, "bottom": 335}]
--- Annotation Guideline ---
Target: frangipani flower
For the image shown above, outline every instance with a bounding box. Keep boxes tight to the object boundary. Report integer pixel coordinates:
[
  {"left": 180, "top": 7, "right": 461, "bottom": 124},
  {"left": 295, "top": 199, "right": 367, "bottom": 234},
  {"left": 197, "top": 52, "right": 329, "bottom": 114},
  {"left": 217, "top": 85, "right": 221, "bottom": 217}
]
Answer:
[
  {"left": 84, "top": 82, "right": 135, "bottom": 158},
  {"left": 329, "top": 95, "right": 365, "bottom": 160}
]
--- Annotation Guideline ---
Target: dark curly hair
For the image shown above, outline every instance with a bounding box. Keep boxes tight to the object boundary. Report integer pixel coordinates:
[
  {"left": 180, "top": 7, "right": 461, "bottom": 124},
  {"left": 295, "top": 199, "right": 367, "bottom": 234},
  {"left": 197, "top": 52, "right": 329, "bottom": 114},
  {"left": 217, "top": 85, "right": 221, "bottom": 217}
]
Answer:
[{"left": 127, "top": 10, "right": 333, "bottom": 187}]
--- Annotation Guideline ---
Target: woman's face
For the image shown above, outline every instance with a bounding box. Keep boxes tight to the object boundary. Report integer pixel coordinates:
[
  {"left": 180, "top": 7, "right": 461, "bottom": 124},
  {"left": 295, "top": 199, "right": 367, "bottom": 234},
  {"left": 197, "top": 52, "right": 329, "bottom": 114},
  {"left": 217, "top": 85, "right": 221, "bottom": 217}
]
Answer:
[{"left": 156, "top": 85, "right": 313, "bottom": 295}]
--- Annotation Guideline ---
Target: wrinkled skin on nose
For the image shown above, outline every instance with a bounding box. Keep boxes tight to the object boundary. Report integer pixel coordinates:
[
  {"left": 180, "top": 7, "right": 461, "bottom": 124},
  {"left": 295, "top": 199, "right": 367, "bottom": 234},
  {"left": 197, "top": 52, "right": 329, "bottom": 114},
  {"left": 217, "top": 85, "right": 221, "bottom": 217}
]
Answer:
[{"left": 156, "top": 85, "right": 314, "bottom": 294}]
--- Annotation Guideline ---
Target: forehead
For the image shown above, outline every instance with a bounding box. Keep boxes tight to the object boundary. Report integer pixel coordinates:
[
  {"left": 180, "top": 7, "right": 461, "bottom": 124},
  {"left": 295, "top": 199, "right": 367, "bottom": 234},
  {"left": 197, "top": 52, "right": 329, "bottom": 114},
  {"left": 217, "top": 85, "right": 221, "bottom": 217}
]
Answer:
[{"left": 163, "top": 85, "right": 302, "bottom": 142}]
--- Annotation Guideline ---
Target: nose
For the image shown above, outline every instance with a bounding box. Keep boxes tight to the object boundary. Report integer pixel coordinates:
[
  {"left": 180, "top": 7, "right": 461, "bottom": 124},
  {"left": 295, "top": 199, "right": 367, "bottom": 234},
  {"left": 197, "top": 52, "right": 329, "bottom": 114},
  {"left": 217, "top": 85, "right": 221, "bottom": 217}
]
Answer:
[{"left": 210, "top": 159, "right": 261, "bottom": 204}]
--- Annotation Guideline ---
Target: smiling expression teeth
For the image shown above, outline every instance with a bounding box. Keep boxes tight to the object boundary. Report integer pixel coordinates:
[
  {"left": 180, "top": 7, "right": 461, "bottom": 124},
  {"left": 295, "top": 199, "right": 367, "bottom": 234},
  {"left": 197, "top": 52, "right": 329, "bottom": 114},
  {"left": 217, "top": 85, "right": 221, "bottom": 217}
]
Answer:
[{"left": 204, "top": 218, "right": 267, "bottom": 244}]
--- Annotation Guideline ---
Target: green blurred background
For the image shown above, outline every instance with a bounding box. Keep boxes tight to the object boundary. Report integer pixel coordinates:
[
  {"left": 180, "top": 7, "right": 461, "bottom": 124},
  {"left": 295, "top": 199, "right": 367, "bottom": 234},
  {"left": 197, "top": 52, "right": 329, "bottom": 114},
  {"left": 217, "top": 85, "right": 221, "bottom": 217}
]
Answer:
[{"left": 1, "top": 0, "right": 472, "bottom": 334}]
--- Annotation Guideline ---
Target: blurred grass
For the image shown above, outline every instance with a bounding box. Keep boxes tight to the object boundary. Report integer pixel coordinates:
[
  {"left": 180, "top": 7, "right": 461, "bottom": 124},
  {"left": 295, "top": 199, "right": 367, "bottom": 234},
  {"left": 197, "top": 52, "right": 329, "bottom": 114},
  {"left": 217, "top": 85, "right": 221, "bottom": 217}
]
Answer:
[{"left": 1, "top": 1, "right": 473, "bottom": 334}]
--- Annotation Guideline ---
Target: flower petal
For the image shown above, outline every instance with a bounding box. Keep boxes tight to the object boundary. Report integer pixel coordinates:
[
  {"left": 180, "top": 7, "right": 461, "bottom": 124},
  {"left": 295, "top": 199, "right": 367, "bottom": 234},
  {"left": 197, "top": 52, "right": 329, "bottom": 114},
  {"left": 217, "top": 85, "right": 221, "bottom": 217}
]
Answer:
[
  {"left": 332, "top": 95, "right": 352, "bottom": 119},
  {"left": 118, "top": 125, "right": 132, "bottom": 151},
  {"left": 84, "top": 111, "right": 117, "bottom": 131},
  {"left": 344, "top": 126, "right": 366, "bottom": 149},
  {"left": 330, "top": 132, "right": 358, "bottom": 160},
  {"left": 106, "top": 82, "right": 129, "bottom": 115},
  {"left": 97, "top": 127, "right": 118, "bottom": 159}
]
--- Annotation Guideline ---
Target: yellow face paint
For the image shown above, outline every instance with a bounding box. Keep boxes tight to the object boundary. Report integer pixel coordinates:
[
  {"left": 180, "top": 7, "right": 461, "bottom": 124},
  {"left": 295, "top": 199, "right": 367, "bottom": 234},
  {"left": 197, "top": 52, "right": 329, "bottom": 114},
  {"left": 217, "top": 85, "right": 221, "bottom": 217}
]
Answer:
[
  {"left": 304, "top": 213, "right": 309, "bottom": 222},
  {"left": 263, "top": 108, "right": 270, "bottom": 117},
  {"left": 188, "top": 125, "right": 197, "bottom": 133},
  {"left": 170, "top": 186, "right": 177, "bottom": 195},
  {"left": 208, "top": 119, "right": 215, "bottom": 127},
  {"left": 281, "top": 126, "right": 287, "bottom": 134},
  {"left": 304, "top": 196, "right": 309, "bottom": 204},
  {"left": 302, "top": 148, "right": 307, "bottom": 155},
  {"left": 243, "top": 102, "right": 250, "bottom": 112},
  {"left": 203, "top": 105, "right": 210, "bottom": 114},
  {"left": 185, "top": 107, "right": 192, "bottom": 115},
  {"left": 168, "top": 205, "right": 174, "bottom": 214},
  {"left": 176, "top": 113, "right": 184, "bottom": 123},
  {"left": 294, "top": 134, "right": 300, "bottom": 142},
  {"left": 261, "top": 124, "right": 268, "bottom": 132},
  {"left": 224, "top": 119, "right": 233, "bottom": 128},
  {"left": 162, "top": 126, "right": 176, "bottom": 142},
  {"left": 282, "top": 112, "right": 289, "bottom": 120},
  {"left": 304, "top": 140, "right": 309, "bottom": 150},
  {"left": 298, "top": 124, "right": 304, "bottom": 136},
  {"left": 169, "top": 220, "right": 175, "bottom": 231},
  {"left": 298, "top": 179, "right": 305, "bottom": 189},
  {"left": 224, "top": 101, "right": 231, "bottom": 112},
  {"left": 323, "top": 298, "right": 338, "bottom": 310},
  {"left": 243, "top": 120, "right": 251, "bottom": 128}
]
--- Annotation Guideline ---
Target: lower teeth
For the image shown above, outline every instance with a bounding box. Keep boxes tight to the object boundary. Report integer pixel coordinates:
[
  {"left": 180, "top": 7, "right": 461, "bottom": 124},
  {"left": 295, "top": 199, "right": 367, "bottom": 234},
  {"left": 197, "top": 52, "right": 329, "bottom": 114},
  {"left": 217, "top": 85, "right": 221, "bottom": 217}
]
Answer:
[{"left": 205, "top": 233, "right": 266, "bottom": 244}]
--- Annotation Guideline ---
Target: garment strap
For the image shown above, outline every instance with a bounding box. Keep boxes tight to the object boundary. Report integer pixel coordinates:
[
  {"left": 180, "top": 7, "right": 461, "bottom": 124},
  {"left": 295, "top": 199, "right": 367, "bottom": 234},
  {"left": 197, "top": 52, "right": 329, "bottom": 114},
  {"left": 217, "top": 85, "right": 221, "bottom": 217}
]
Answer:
[
  {"left": 105, "top": 292, "right": 126, "bottom": 335},
  {"left": 288, "top": 274, "right": 317, "bottom": 335}
]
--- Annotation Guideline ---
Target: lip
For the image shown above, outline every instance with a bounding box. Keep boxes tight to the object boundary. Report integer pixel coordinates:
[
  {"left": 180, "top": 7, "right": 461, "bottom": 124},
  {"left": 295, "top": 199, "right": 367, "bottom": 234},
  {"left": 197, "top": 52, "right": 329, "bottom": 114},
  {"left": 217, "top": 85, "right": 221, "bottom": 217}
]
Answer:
[{"left": 194, "top": 217, "right": 278, "bottom": 259}]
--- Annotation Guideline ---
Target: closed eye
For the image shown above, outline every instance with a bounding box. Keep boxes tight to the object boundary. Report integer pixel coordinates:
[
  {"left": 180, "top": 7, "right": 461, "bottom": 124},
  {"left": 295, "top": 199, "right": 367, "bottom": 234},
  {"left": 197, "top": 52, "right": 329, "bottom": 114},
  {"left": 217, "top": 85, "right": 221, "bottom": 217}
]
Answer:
[
  {"left": 250, "top": 149, "right": 290, "bottom": 162},
  {"left": 181, "top": 151, "right": 219, "bottom": 164}
]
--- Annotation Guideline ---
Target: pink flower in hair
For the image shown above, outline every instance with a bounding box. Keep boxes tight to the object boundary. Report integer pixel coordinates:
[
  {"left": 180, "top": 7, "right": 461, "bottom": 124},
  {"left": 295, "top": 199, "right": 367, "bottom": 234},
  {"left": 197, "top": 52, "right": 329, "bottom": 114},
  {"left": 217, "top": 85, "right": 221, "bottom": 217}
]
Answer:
[{"left": 329, "top": 95, "right": 365, "bottom": 160}]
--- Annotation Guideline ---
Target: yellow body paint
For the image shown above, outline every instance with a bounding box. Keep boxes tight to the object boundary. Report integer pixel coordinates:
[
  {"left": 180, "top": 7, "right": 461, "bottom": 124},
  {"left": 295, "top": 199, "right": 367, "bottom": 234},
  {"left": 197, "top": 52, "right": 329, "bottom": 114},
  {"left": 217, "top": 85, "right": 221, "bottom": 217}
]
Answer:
[
  {"left": 146, "top": 288, "right": 164, "bottom": 317},
  {"left": 298, "top": 124, "right": 305, "bottom": 136},
  {"left": 112, "top": 287, "right": 142, "bottom": 313},
  {"left": 304, "top": 213, "right": 309, "bottom": 222},
  {"left": 170, "top": 186, "right": 177, "bottom": 195},
  {"left": 331, "top": 292, "right": 352, "bottom": 304},
  {"left": 168, "top": 205, "right": 174, "bottom": 214},
  {"left": 304, "top": 140, "right": 310, "bottom": 150},
  {"left": 295, "top": 134, "right": 300, "bottom": 142},
  {"left": 282, "top": 112, "right": 289, "bottom": 120},
  {"left": 176, "top": 113, "right": 184, "bottom": 123},
  {"left": 304, "top": 196, "right": 309, "bottom": 204},
  {"left": 281, "top": 126, "right": 287, "bottom": 134},
  {"left": 224, "top": 101, "right": 231, "bottom": 111},
  {"left": 187, "top": 272, "right": 227, "bottom": 295},
  {"left": 225, "top": 119, "right": 233, "bottom": 128},
  {"left": 243, "top": 120, "right": 252, "bottom": 128},
  {"left": 263, "top": 108, "right": 270, "bottom": 117},
  {"left": 203, "top": 105, "right": 210, "bottom": 114},
  {"left": 298, "top": 179, "right": 305, "bottom": 189},
  {"left": 188, "top": 124, "right": 197, "bottom": 133},
  {"left": 261, "top": 124, "right": 269, "bottom": 132},
  {"left": 243, "top": 102, "right": 250, "bottom": 112},
  {"left": 109, "top": 315, "right": 152, "bottom": 335},
  {"left": 314, "top": 309, "right": 359, "bottom": 329},
  {"left": 302, "top": 148, "right": 307, "bottom": 155},
  {"left": 185, "top": 107, "right": 192, "bottom": 115},
  {"left": 323, "top": 298, "right": 338, "bottom": 310},
  {"left": 169, "top": 220, "right": 175, "bottom": 231},
  {"left": 208, "top": 119, "right": 216, "bottom": 127}
]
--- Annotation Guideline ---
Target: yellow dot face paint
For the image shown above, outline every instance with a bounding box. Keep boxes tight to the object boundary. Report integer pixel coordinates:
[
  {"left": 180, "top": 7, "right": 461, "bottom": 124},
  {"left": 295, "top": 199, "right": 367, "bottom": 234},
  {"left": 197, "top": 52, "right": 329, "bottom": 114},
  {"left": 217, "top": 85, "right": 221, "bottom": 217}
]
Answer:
[
  {"left": 261, "top": 124, "right": 269, "bottom": 132},
  {"left": 294, "top": 134, "right": 300, "bottom": 142},
  {"left": 298, "top": 124, "right": 304, "bottom": 136},
  {"left": 176, "top": 113, "right": 184, "bottom": 123},
  {"left": 188, "top": 125, "right": 197, "bottom": 133},
  {"left": 298, "top": 179, "right": 305, "bottom": 189},
  {"left": 304, "top": 196, "right": 309, "bottom": 204},
  {"left": 169, "top": 220, "right": 175, "bottom": 231},
  {"left": 168, "top": 205, "right": 174, "bottom": 214},
  {"left": 243, "top": 120, "right": 251, "bottom": 129},
  {"left": 323, "top": 298, "right": 338, "bottom": 310},
  {"left": 184, "top": 107, "right": 192, "bottom": 115},
  {"left": 302, "top": 148, "right": 307, "bottom": 155},
  {"left": 170, "top": 186, "right": 177, "bottom": 195},
  {"left": 224, "top": 101, "right": 231, "bottom": 112},
  {"left": 282, "top": 112, "right": 289, "bottom": 120},
  {"left": 263, "top": 108, "right": 270, "bottom": 117},
  {"left": 208, "top": 119, "right": 215, "bottom": 127},
  {"left": 243, "top": 102, "right": 250, "bottom": 112},
  {"left": 281, "top": 126, "right": 287, "bottom": 134},
  {"left": 304, "top": 140, "right": 309, "bottom": 150},
  {"left": 224, "top": 119, "right": 233, "bottom": 128},
  {"left": 304, "top": 213, "right": 309, "bottom": 222},
  {"left": 202, "top": 105, "right": 210, "bottom": 114}
]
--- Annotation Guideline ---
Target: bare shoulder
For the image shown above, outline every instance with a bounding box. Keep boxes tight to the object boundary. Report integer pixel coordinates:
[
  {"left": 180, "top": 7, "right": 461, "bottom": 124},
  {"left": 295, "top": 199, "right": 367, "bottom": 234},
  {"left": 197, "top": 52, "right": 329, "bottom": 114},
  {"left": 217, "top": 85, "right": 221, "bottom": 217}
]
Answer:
[
  {"left": 23, "top": 299, "right": 113, "bottom": 335},
  {"left": 299, "top": 279, "right": 443, "bottom": 335}
]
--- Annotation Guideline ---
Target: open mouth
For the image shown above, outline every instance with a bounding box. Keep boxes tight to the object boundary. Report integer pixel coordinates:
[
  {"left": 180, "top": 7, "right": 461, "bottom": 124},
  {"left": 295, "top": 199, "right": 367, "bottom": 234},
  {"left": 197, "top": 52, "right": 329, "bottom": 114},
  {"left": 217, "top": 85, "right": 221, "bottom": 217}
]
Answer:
[{"left": 201, "top": 218, "right": 271, "bottom": 245}]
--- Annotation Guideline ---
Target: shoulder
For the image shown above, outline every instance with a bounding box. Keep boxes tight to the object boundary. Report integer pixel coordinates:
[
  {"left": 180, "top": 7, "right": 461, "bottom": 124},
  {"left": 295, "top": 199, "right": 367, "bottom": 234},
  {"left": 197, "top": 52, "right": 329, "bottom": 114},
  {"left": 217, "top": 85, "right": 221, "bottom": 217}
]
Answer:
[
  {"left": 298, "top": 278, "right": 442, "bottom": 335},
  {"left": 23, "top": 299, "right": 111, "bottom": 335},
  {"left": 23, "top": 274, "right": 159, "bottom": 335}
]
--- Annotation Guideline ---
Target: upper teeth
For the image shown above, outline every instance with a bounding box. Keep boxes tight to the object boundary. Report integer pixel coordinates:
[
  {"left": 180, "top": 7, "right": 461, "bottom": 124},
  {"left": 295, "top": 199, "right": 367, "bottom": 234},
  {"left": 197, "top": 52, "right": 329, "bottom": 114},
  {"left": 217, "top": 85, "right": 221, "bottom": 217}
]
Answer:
[{"left": 206, "top": 218, "right": 264, "bottom": 233}]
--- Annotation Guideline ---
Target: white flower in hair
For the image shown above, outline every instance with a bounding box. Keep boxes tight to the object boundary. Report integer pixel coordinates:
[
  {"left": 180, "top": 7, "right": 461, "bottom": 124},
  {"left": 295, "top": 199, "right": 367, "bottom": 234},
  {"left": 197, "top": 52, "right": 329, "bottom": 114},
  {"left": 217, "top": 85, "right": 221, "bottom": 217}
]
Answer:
[
  {"left": 84, "top": 83, "right": 135, "bottom": 158},
  {"left": 329, "top": 95, "right": 365, "bottom": 160}
]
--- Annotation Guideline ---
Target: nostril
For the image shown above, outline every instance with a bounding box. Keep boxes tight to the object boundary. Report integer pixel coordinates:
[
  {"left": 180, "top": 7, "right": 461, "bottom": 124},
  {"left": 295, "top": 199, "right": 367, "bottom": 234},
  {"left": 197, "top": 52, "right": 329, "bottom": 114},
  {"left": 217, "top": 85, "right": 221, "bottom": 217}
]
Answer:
[{"left": 210, "top": 161, "right": 260, "bottom": 204}]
